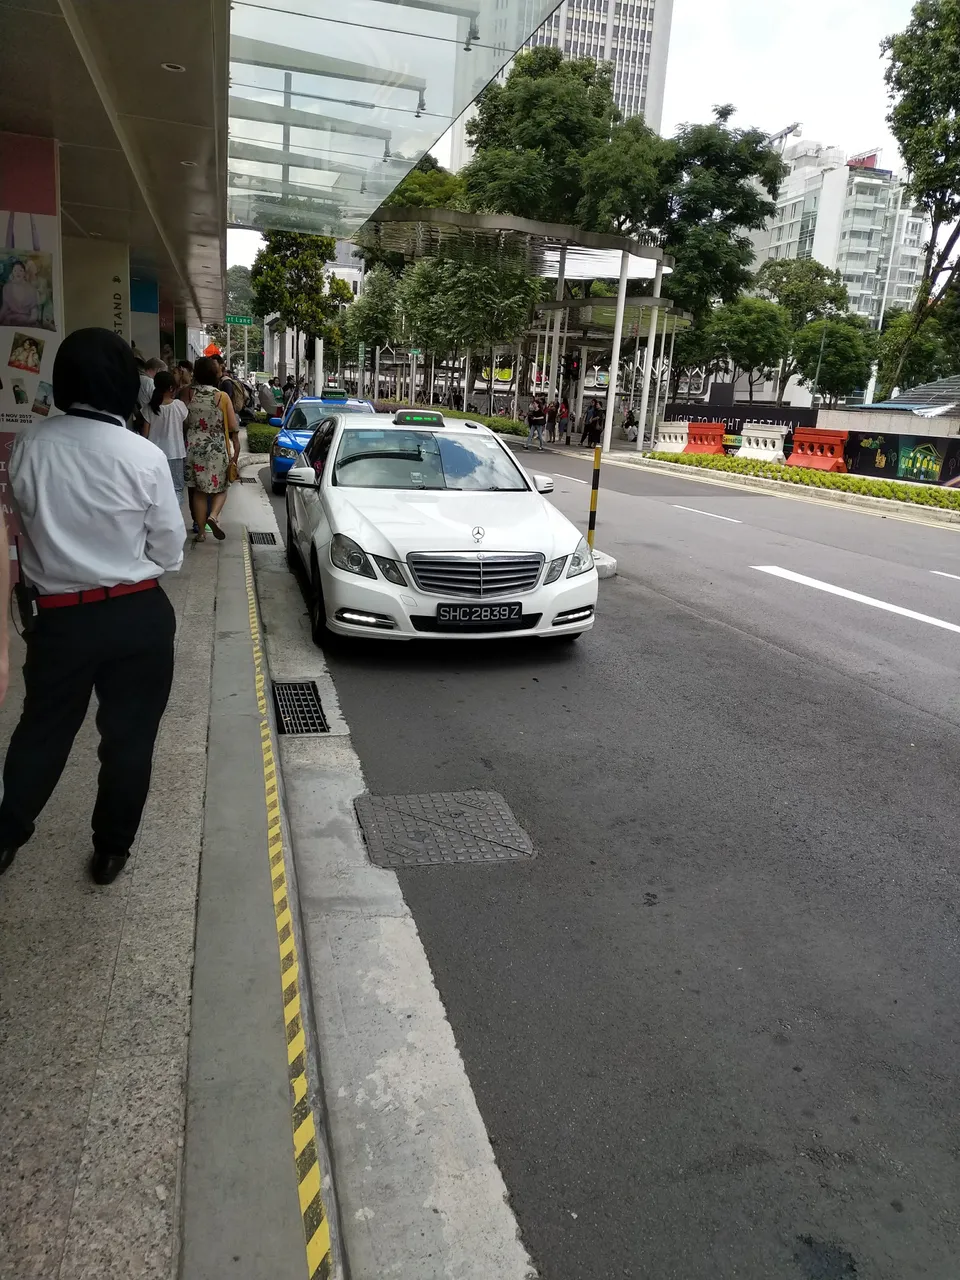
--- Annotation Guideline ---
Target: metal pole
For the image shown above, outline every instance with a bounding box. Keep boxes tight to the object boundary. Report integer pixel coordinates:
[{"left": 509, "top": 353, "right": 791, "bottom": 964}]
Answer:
[
  {"left": 573, "top": 344, "right": 587, "bottom": 443},
  {"left": 601, "top": 248, "right": 631, "bottom": 453},
  {"left": 630, "top": 332, "right": 641, "bottom": 407},
  {"left": 512, "top": 339, "right": 521, "bottom": 421},
  {"left": 225, "top": 323, "right": 230, "bottom": 367},
  {"left": 374, "top": 345, "right": 380, "bottom": 402},
  {"left": 663, "top": 319, "right": 677, "bottom": 425},
  {"left": 547, "top": 244, "right": 567, "bottom": 402},
  {"left": 532, "top": 329, "right": 542, "bottom": 398},
  {"left": 410, "top": 351, "right": 417, "bottom": 405},
  {"left": 635, "top": 262, "right": 664, "bottom": 451},
  {"left": 314, "top": 337, "right": 323, "bottom": 394},
  {"left": 649, "top": 308, "right": 669, "bottom": 443},
  {"left": 243, "top": 324, "right": 248, "bottom": 376},
  {"left": 587, "top": 446, "right": 602, "bottom": 548}
]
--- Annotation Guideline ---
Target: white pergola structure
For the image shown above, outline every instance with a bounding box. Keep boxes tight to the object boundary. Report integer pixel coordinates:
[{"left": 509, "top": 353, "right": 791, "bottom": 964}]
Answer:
[{"left": 356, "top": 207, "right": 679, "bottom": 446}]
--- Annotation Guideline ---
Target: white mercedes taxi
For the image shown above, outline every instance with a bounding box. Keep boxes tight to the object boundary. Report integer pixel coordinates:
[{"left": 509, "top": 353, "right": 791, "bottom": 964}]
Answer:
[{"left": 283, "top": 409, "right": 598, "bottom": 643}]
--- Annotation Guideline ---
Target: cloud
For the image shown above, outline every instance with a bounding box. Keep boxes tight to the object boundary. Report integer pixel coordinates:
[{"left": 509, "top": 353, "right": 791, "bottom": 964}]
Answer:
[{"left": 660, "top": 0, "right": 915, "bottom": 165}]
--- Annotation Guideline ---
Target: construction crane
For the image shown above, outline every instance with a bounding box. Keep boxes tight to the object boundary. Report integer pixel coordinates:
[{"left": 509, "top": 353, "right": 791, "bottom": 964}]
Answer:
[{"left": 767, "top": 123, "right": 802, "bottom": 154}]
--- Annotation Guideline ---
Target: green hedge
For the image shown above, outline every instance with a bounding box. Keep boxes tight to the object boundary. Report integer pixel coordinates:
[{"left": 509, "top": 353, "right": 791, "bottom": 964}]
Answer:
[
  {"left": 246, "top": 424, "right": 279, "bottom": 454},
  {"left": 646, "top": 451, "right": 960, "bottom": 510}
]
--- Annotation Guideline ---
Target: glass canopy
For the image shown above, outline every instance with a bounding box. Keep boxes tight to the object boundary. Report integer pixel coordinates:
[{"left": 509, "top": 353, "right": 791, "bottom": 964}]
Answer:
[{"left": 227, "top": 0, "right": 564, "bottom": 237}]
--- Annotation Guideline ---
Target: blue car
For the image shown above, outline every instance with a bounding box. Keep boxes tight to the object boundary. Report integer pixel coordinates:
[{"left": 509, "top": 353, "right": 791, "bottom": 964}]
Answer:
[{"left": 269, "top": 391, "right": 375, "bottom": 492}]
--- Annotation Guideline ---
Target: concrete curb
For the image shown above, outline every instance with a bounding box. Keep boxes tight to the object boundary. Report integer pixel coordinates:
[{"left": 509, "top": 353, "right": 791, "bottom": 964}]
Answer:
[
  {"left": 593, "top": 549, "right": 617, "bottom": 578},
  {"left": 603, "top": 453, "right": 960, "bottom": 529}
]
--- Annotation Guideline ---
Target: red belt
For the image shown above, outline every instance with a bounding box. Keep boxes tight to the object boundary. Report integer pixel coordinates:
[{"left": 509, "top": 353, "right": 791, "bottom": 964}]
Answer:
[{"left": 37, "top": 579, "right": 159, "bottom": 610}]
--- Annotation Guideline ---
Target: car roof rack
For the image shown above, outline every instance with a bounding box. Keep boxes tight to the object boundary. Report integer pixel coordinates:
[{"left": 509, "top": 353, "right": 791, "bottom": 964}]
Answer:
[{"left": 392, "top": 409, "right": 445, "bottom": 426}]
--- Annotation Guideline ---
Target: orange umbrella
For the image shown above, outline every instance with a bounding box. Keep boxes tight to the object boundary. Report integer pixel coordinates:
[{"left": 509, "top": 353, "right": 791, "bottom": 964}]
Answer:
[{"left": 203, "top": 343, "right": 222, "bottom": 357}]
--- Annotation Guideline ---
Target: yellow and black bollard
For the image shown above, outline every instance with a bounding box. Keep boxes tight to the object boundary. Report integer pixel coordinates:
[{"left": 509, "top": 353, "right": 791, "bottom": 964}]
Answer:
[{"left": 587, "top": 446, "right": 601, "bottom": 549}]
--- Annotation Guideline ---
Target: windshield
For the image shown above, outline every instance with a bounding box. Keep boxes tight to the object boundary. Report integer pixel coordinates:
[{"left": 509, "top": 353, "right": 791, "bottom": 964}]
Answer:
[{"left": 332, "top": 429, "right": 529, "bottom": 491}]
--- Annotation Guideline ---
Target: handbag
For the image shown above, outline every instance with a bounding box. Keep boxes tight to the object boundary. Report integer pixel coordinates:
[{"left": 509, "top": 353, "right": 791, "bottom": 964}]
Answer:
[{"left": 220, "top": 391, "right": 239, "bottom": 484}]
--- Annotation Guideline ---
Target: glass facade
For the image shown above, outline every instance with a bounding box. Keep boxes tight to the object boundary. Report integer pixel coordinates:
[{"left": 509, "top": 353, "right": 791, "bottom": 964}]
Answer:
[{"left": 227, "top": 0, "right": 563, "bottom": 237}]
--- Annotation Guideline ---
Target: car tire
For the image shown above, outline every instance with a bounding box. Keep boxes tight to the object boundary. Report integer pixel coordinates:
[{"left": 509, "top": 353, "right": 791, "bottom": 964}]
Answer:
[
  {"left": 309, "top": 555, "right": 337, "bottom": 650},
  {"left": 271, "top": 478, "right": 285, "bottom": 495},
  {"left": 285, "top": 510, "right": 298, "bottom": 571}
]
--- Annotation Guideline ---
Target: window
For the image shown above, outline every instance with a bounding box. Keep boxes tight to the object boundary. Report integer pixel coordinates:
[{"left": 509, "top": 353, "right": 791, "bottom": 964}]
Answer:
[{"left": 304, "top": 417, "right": 339, "bottom": 468}]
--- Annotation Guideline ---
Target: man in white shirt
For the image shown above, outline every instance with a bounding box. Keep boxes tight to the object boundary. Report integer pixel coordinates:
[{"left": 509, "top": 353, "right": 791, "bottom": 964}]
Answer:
[
  {"left": 0, "top": 328, "right": 185, "bottom": 885},
  {"left": 138, "top": 356, "right": 166, "bottom": 411}
]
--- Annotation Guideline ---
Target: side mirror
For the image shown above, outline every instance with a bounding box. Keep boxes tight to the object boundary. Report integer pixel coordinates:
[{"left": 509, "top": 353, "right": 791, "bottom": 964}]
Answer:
[
  {"left": 533, "top": 474, "right": 554, "bottom": 494},
  {"left": 285, "top": 465, "right": 319, "bottom": 489},
  {"left": 269, "top": 417, "right": 282, "bottom": 427}
]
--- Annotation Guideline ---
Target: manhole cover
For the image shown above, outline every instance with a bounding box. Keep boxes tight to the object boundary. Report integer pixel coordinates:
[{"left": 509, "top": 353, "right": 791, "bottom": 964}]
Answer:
[
  {"left": 272, "top": 681, "right": 329, "bottom": 734},
  {"left": 249, "top": 531, "right": 277, "bottom": 545},
  {"left": 355, "top": 791, "right": 534, "bottom": 867},
  {"left": 240, "top": 475, "right": 258, "bottom": 484}
]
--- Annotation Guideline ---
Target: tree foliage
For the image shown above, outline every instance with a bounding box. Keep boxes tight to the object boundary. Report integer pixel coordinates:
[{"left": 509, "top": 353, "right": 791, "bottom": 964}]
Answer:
[
  {"left": 708, "top": 297, "right": 792, "bottom": 400},
  {"left": 876, "top": 307, "right": 954, "bottom": 398},
  {"left": 882, "top": 0, "right": 960, "bottom": 378},
  {"left": 755, "top": 257, "right": 849, "bottom": 401},
  {"left": 343, "top": 265, "right": 398, "bottom": 353},
  {"left": 207, "top": 265, "right": 264, "bottom": 370},
  {"left": 793, "top": 317, "right": 875, "bottom": 407},
  {"left": 250, "top": 231, "right": 342, "bottom": 344},
  {"left": 384, "top": 159, "right": 465, "bottom": 211}
]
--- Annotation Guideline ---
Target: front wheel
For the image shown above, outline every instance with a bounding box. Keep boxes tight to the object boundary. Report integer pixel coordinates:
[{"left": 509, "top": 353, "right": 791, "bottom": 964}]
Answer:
[
  {"left": 271, "top": 477, "right": 285, "bottom": 495},
  {"left": 309, "top": 556, "right": 338, "bottom": 650}
]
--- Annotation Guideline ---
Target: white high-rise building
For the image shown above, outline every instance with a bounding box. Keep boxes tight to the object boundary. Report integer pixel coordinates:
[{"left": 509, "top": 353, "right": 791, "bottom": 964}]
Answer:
[
  {"left": 525, "top": 0, "right": 675, "bottom": 127},
  {"left": 754, "top": 140, "right": 929, "bottom": 328}
]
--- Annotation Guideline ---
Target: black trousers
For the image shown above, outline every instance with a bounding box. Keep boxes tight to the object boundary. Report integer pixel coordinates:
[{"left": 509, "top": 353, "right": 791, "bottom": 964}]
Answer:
[{"left": 0, "top": 586, "right": 176, "bottom": 857}]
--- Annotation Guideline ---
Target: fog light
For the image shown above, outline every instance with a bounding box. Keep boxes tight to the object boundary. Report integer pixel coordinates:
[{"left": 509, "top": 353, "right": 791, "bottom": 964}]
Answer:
[
  {"left": 553, "top": 605, "right": 594, "bottom": 626},
  {"left": 335, "top": 609, "right": 396, "bottom": 630}
]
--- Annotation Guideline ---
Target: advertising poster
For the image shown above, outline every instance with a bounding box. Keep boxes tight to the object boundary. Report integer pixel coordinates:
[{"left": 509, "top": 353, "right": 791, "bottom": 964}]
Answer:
[{"left": 0, "top": 134, "right": 63, "bottom": 568}]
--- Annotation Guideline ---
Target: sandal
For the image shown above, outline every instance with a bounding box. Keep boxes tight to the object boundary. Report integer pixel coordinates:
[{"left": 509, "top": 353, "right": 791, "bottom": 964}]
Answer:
[
  {"left": 193, "top": 531, "right": 206, "bottom": 543},
  {"left": 206, "top": 517, "right": 226, "bottom": 541}
]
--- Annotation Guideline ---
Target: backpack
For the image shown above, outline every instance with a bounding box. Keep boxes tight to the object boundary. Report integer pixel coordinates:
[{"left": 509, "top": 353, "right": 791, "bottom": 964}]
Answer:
[{"left": 222, "top": 376, "right": 245, "bottom": 416}]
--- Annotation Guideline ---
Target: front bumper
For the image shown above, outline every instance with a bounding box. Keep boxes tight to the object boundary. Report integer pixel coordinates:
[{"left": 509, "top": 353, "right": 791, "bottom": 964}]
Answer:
[
  {"left": 320, "top": 560, "right": 599, "bottom": 641},
  {"left": 270, "top": 449, "right": 303, "bottom": 481}
]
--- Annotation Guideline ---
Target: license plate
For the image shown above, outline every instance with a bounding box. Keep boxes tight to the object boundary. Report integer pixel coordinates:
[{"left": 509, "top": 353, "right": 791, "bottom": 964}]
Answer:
[{"left": 437, "top": 602, "right": 522, "bottom": 625}]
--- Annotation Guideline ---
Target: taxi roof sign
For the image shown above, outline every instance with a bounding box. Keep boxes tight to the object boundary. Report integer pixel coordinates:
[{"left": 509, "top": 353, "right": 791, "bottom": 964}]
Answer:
[{"left": 392, "top": 409, "right": 445, "bottom": 427}]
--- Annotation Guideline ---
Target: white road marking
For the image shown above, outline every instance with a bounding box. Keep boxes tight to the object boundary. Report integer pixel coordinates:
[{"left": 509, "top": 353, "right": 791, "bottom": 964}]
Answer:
[
  {"left": 931, "top": 570, "right": 960, "bottom": 581},
  {"left": 754, "top": 565, "right": 960, "bottom": 635},
  {"left": 673, "top": 504, "right": 742, "bottom": 524},
  {"left": 554, "top": 474, "right": 589, "bottom": 484}
]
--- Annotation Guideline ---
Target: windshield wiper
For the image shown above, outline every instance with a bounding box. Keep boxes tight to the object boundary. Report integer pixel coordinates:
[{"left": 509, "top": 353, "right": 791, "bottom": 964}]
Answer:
[{"left": 337, "top": 450, "right": 424, "bottom": 467}]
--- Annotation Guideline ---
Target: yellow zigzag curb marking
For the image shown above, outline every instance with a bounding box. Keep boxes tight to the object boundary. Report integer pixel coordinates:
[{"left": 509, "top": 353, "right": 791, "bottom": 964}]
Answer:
[{"left": 242, "top": 537, "right": 332, "bottom": 1280}]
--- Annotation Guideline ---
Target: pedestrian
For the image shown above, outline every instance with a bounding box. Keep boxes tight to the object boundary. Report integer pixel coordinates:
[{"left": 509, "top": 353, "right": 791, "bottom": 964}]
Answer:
[
  {"left": 183, "top": 355, "right": 239, "bottom": 542},
  {"left": 557, "top": 397, "right": 570, "bottom": 442},
  {"left": 524, "top": 397, "right": 546, "bottom": 451},
  {"left": 141, "top": 370, "right": 188, "bottom": 508},
  {"left": 580, "top": 399, "right": 600, "bottom": 447},
  {"left": 176, "top": 359, "right": 194, "bottom": 392},
  {"left": 0, "top": 327, "right": 184, "bottom": 884},
  {"left": 545, "top": 398, "right": 558, "bottom": 443},
  {"left": 258, "top": 378, "right": 275, "bottom": 414},
  {"left": 282, "top": 375, "right": 296, "bottom": 409},
  {"left": 622, "top": 408, "right": 639, "bottom": 443}
]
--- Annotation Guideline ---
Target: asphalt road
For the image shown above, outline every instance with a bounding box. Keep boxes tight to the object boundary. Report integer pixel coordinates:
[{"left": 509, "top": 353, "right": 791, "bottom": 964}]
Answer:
[{"left": 264, "top": 460, "right": 960, "bottom": 1280}]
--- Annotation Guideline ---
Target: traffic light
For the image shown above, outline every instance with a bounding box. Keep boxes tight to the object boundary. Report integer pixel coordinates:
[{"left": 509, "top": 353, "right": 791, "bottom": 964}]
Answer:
[{"left": 562, "top": 352, "right": 581, "bottom": 381}]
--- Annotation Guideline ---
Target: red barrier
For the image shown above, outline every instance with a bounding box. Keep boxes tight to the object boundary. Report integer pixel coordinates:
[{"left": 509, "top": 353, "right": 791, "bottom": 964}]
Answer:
[
  {"left": 682, "top": 423, "right": 726, "bottom": 455},
  {"left": 787, "top": 427, "right": 848, "bottom": 472}
]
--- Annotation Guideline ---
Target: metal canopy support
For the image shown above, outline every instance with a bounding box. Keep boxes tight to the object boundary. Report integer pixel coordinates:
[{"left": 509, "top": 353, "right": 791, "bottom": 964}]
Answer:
[
  {"left": 512, "top": 339, "right": 521, "bottom": 421},
  {"left": 601, "top": 248, "right": 631, "bottom": 453},
  {"left": 662, "top": 318, "right": 678, "bottom": 443},
  {"left": 635, "top": 262, "right": 663, "bottom": 451},
  {"left": 547, "top": 243, "right": 567, "bottom": 403},
  {"left": 574, "top": 344, "right": 588, "bottom": 435},
  {"left": 650, "top": 307, "right": 669, "bottom": 440}
]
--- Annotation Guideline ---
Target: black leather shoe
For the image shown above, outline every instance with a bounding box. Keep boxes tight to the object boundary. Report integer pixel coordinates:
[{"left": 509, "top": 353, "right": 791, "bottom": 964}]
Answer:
[
  {"left": 0, "top": 845, "right": 20, "bottom": 877},
  {"left": 90, "top": 851, "right": 129, "bottom": 885}
]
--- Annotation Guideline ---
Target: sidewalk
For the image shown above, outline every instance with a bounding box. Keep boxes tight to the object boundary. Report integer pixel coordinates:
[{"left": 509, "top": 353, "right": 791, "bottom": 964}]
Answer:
[{"left": 0, "top": 485, "right": 330, "bottom": 1279}]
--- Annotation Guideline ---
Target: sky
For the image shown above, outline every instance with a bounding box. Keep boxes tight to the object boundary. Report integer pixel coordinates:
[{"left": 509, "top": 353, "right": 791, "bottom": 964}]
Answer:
[
  {"left": 660, "top": 0, "right": 915, "bottom": 165},
  {"left": 229, "top": 0, "right": 917, "bottom": 267}
]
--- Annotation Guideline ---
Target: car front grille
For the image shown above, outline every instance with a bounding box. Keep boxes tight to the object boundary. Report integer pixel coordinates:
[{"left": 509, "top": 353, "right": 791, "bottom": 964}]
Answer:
[{"left": 407, "top": 552, "right": 544, "bottom": 597}]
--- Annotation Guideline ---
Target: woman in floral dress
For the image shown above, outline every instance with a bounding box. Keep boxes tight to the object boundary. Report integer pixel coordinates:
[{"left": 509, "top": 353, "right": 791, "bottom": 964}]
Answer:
[{"left": 184, "top": 355, "right": 239, "bottom": 542}]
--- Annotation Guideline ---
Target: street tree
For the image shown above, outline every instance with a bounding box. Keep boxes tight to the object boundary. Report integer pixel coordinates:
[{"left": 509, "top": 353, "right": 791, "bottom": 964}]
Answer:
[
  {"left": 343, "top": 264, "right": 398, "bottom": 356},
  {"left": 250, "top": 231, "right": 342, "bottom": 380},
  {"left": 206, "top": 265, "right": 264, "bottom": 371},
  {"left": 876, "top": 307, "right": 953, "bottom": 398},
  {"left": 462, "top": 47, "right": 618, "bottom": 223},
  {"left": 882, "top": 0, "right": 960, "bottom": 382},
  {"left": 707, "top": 297, "right": 792, "bottom": 401},
  {"left": 668, "top": 322, "right": 723, "bottom": 399},
  {"left": 755, "top": 258, "right": 849, "bottom": 401},
  {"left": 439, "top": 262, "right": 540, "bottom": 411},
  {"left": 384, "top": 157, "right": 465, "bottom": 211},
  {"left": 793, "top": 317, "right": 875, "bottom": 407}
]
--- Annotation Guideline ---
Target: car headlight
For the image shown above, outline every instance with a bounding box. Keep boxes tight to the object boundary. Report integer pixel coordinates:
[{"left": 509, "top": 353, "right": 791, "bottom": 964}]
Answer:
[
  {"left": 373, "top": 555, "right": 406, "bottom": 586},
  {"left": 273, "top": 445, "right": 301, "bottom": 460},
  {"left": 566, "top": 536, "right": 594, "bottom": 578},
  {"left": 544, "top": 556, "right": 566, "bottom": 584},
  {"left": 330, "top": 534, "right": 376, "bottom": 579}
]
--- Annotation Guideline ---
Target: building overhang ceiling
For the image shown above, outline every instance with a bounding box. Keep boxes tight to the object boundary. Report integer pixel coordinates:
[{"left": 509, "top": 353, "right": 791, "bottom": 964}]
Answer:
[{"left": 0, "top": 0, "right": 228, "bottom": 326}]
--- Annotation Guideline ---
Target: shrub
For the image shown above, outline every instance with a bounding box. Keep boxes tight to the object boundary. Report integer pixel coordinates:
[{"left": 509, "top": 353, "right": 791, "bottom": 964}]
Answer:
[
  {"left": 645, "top": 452, "right": 960, "bottom": 511},
  {"left": 246, "top": 424, "right": 279, "bottom": 454}
]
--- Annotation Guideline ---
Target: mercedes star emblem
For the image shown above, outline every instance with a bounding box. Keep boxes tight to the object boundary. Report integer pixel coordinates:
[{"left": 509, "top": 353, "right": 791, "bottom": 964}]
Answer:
[{"left": 472, "top": 526, "right": 485, "bottom": 543}]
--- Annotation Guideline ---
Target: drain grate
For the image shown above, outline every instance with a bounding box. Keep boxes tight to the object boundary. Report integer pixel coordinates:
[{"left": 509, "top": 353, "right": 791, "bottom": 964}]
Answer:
[
  {"left": 355, "top": 791, "right": 534, "bottom": 867},
  {"left": 240, "top": 475, "right": 258, "bottom": 484},
  {"left": 272, "top": 681, "right": 329, "bottom": 734},
  {"left": 249, "top": 531, "right": 277, "bottom": 545}
]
